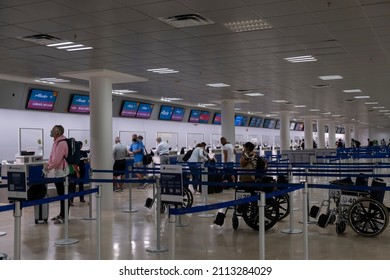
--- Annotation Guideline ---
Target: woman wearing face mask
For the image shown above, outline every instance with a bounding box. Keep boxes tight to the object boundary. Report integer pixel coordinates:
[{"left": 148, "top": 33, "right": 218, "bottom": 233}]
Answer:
[{"left": 129, "top": 134, "right": 147, "bottom": 189}]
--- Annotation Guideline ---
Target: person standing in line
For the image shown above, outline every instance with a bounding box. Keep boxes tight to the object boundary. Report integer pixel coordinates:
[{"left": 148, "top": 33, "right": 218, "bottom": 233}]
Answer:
[
  {"left": 113, "top": 136, "right": 129, "bottom": 192},
  {"left": 220, "top": 137, "right": 236, "bottom": 184},
  {"left": 155, "top": 137, "right": 170, "bottom": 165},
  {"left": 129, "top": 134, "right": 147, "bottom": 189},
  {"left": 77, "top": 141, "right": 88, "bottom": 202},
  {"left": 187, "top": 142, "right": 208, "bottom": 194},
  {"left": 44, "top": 125, "right": 69, "bottom": 224}
]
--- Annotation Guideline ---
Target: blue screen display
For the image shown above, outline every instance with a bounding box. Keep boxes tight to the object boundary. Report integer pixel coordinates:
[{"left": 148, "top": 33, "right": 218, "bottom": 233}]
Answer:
[
  {"left": 26, "top": 88, "right": 58, "bottom": 111},
  {"left": 213, "top": 113, "right": 221, "bottom": 125},
  {"left": 262, "top": 119, "right": 271, "bottom": 128},
  {"left": 120, "top": 101, "right": 139, "bottom": 117},
  {"left": 69, "top": 94, "right": 90, "bottom": 114},
  {"left": 171, "top": 107, "right": 185, "bottom": 121},
  {"left": 136, "top": 103, "right": 154, "bottom": 119},
  {"left": 159, "top": 105, "right": 173, "bottom": 120},
  {"left": 235, "top": 115, "right": 247, "bottom": 126},
  {"left": 199, "top": 111, "right": 210, "bottom": 123},
  {"left": 188, "top": 109, "right": 201, "bottom": 123}
]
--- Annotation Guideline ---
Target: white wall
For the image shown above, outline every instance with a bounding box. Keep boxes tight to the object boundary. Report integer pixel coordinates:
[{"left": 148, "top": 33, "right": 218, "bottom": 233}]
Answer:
[{"left": 0, "top": 108, "right": 304, "bottom": 161}]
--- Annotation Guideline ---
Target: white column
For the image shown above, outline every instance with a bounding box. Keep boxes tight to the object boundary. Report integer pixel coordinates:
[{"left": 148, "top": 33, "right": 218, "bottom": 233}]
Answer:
[
  {"left": 317, "top": 119, "right": 325, "bottom": 148},
  {"left": 345, "top": 124, "right": 352, "bottom": 148},
  {"left": 353, "top": 125, "right": 360, "bottom": 142},
  {"left": 90, "top": 76, "right": 113, "bottom": 210},
  {"left": 304, "top": 117, "right": 313, "bottom": 149},
  {"left": 280, "top": 111, "right": 290, "bottom": 152},
  {"left": 328, "top": 121, "right": 336, "bottom": 148},
  {"left": 221, "top": 100, "right": 235, "bottom": 144}
]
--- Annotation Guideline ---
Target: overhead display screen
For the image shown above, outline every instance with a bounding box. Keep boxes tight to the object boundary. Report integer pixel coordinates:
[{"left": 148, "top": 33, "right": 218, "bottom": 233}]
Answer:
[
  {"left": 120, "top": 101, "right": 139, "bottom": 117},
  {"left": 199, "top": 111, "right": 210, "bottom": 123},
  {"left": 213, "top": 113, "right": 221, "bottom": 125},
  {"left": 158, "top": 105, "right": 173, "bottom": 120},
  {"left": 171, "top": 107, "right": 185, "bottom": 121},
  {"left": 26, "top": 89, "right": 58, "bottom": 111},
  {"left": 68, "top": 94, "right": 90, "bottom": 114},
  {"left": 188, "top": 109, "right": 201, "bottom": 123},
  {"left": 136, "top": 103, "right": 154, "bottom": 119}
]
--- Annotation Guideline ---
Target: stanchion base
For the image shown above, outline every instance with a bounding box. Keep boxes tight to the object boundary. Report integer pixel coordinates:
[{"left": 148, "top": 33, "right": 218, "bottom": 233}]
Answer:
[
  {"left": 122, "top": 209, "right": 139, "bottom": 213},
  {"left": 198, "top": 213, "right": 215, "bottom": 218},
  {"left": 281, "top": 228, "right": 303, "bottom": 234},
  {"left": 54, "top": 238, "right": 79, "bottom": 246},
  {"left": 146, "top": 246, "right": 168, "bottom": 254},
  {"left": 0, "top": 231, "right": 6, "bottom": 236}
]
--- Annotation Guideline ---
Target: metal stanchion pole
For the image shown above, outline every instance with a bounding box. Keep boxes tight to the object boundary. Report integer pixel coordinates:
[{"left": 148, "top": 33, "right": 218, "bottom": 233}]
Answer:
[
  {"left": 199, "top": 165, "right": 214, "bottom": 218},
  {"left": 13, "top": 201, "right": 22, "bottom": 260},
  {"left": 303, "top": 181, "right": 309, "bottom": 260},
  {"left": 123, "top": 166, "right": 138, "bottom": 213},
  {"left": 83, "top": 169, "right": 95, "bottom": 220},
  {"left": 146, "top": 178, "right": 168, "bottom": 253},
  {"left": 96, "top": 185, "right": 102, "bottom": 260},
  {"left": 281, "top": 187, "right": 302, "bottom": 234},
  {"left": 55, "top": 177, "right": 79, "bottom": 246},
  {"left": 259, "top": 192, "right": 265, "bottom": 260},
  {"left": 168, "top": 206, "right": 176, "bottom": 260}
]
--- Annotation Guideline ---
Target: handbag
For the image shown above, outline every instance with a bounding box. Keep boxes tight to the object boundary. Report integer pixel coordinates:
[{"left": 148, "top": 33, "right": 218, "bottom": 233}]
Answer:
[{"left": 143, "top": 147, "right": 154, "bottom": 165}]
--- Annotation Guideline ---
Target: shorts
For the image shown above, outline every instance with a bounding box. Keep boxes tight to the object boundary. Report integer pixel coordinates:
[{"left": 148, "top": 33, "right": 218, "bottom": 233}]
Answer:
[{"left": 113, "top": 159, "right": 126, "bottom": 177}]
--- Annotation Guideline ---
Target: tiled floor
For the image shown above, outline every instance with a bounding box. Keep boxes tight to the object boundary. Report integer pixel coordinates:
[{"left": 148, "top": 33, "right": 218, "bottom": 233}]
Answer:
[{"left": 1, "top": 179, "right": 390, "bottom": 260}]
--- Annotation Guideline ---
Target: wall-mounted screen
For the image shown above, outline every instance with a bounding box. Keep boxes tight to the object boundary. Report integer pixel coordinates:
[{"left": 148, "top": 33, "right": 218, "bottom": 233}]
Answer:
[
  {"left": 268, "top": 119, "right": 276, "bottom": 129},
  {"left": 136, "top": 103, "right": 154, "bottom": 119},
  {"left": 68, "top": 94, "right": 90, "bottom": 114},
  {"left": 171, "top": 107, "right": 185, "bottom": 121},
  {"left": 213, "top": 113, "right": 221, "bottom": 125},
  {"left": 275, "top": 120, "right": 280, "bottom": 129},
  {"left": 296, "top": 123, "right": 304, "bottom": 131},
  {"left": 249, "top": 117, "right": 257, "bottom": 127},
  {"left": 120, "top": 101, "right": 139, "bottom": 117},
  {"left": 235, "top": 115, "right": 248, "bottom": 126},
  {"left": 188, "top": 109, "right": 201, "bottom": 123},
  {"left": 336, "top": 127, "right": 345, "bottom": 134},
  {"left": 255, "top": 118, "right": 263, "bottom": 127},
  {"left": 290, "top": 122, "right": 296, "bottom": 130},
  {"left": 262, "top": 119, "right": 271, "bottom": 128},
  {"left": 199, "top": 111, "right": 210, "bottom": 123},
  {"left": 26, "top": 88, "right": 58, "bottom": 111},
  {"left": 158, "top": 105, "right": 173, "bottom": 120}
]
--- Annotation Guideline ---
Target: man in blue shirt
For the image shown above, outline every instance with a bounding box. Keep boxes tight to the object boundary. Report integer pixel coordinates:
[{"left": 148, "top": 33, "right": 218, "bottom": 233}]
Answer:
[{"left": 129, "top": 134, "right": 147, "bottom": 188}]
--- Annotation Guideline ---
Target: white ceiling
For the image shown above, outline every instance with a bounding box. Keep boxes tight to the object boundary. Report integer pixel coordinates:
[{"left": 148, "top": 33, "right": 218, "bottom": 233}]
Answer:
[{"left": 0, "top": 0, "right": 390, "bottom": 128}]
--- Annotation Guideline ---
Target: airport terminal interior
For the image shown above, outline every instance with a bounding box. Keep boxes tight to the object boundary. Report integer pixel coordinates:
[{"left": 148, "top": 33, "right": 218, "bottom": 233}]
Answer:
[{"left": 1, "top": 0, "right": 390, "bottom": 261}]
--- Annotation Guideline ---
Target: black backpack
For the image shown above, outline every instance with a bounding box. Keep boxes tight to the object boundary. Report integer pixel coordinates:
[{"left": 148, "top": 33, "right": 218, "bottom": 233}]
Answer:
[
  {"left": 59, "top": 138, "right": 82, "bottom": 165},
  {"left": 182, "top": 149, "right": 193, "bottom": 162}
]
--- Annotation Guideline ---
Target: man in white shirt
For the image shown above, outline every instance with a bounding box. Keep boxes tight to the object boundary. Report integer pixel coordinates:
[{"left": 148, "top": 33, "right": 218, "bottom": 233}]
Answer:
[
  {"left": 155, "top": 137, "right": 170, "bottom": 165},
  {"left": 220, "top": 137, "right": 236, "bottom": 183}
]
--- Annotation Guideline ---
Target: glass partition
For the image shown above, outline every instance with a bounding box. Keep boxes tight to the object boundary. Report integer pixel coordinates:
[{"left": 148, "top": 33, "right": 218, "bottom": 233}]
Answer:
[{"left": 19, "top": 128, "right": 44, "bottom": 156}]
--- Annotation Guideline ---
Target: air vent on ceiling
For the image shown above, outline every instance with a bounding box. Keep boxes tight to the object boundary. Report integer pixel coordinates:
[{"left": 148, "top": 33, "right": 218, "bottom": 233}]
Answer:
[
  {"left": 310, "top": 84, "right": 332, "bottom": 89},
  {"left": 19, "top": 34, "right": 64, "bottom": 46},
  {"left": 158, "top": 14, "right": 214, "bottom": 28}
]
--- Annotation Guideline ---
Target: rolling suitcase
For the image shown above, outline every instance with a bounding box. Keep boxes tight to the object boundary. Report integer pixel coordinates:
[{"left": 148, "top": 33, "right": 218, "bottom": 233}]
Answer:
[{"left": 34, "top": 199, "right": 49, "bottom": 224}]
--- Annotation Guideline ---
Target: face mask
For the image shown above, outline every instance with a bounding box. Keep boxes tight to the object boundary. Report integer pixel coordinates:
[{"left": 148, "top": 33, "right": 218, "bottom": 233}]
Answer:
[{"left": 132, "top": 138, "right": 137, "bottom": 142}]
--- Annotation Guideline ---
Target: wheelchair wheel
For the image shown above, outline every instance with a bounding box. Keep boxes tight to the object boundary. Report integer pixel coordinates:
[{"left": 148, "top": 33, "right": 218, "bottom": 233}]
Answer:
[
  {"left": 275, "top": 194, "right": 290, "bottom": 221},
  {"left": 336, "top": 221, "right": 346, "bottom": 234},
  {"left": 232, "top": 212, "right": 239, "bottom": 230},
  {"left": 241, "top": 198, "right": 279, "bottom": 231},
  {"left": 348, "top": 197, "right": 389, "bottom": 237},
  {"left": 182, "top": 188, "right": 193, "bottom": 208}
]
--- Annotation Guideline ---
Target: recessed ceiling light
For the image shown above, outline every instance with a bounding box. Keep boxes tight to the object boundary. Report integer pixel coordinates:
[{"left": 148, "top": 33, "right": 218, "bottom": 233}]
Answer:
[
  {"left": 112, "top": 89, "right": 137, "bottom": 95},
  {"left": 198, "top": 103, "right": 217, "bottom": 107},
  {"left": 322, "top": 112, "right": 332, "bottom": 115},
  {"left": 343, "top": 89, "right": 362, "bottom": 93},
  {"left": 309, "top": 109, "right": 320, "bottom": 112},
  {"left": 373, "top": 106, "right": 385, "bottom": 109},
  {"left": 365, "top": 102, "right": 378, "bottom": 105},
  {"left": 354, "top": 95, "right": 370, "bottom": 99},
  {"left": 284, "top": 55, "right": 317, "bottom": 63},
  {"left": 272, "top": 100, "right": 289, "bottom": 103},
  {"left": 206, "top": 83, "right": 230, "bottom": 88},
  {"left": 379, "top": 110, "right": 390, "bottom": 112},
  {"left": 36, "top": 77, "right": 70, "bottom": 83},
  {"left": 66, "top": 46, "right": 93, "bottom": 52},
  {"left": 294, "top": 105, "right": 306, "bottom": 108},
  {"left": 224, "top": 19, "right": 272, "bottom": 33},
  {"left": 161, "top": 97, "right": 183, "bottom": 102},
  {"left": 318, "top": 75, "right": 343, "bottom": 80},
  {"left": 245, "top": 92, "right": 264, "bottom": 96},
  {"left": 234, "top": 108, "right": 242, "bottom": 111},
  {"left": 147, "top": 68, "right": 179, "bottom": 74}
]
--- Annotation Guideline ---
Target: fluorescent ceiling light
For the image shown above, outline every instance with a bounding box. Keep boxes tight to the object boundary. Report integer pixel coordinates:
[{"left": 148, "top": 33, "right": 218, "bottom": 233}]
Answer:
[
  {"left": 365, "top": 102, "right": 378, "bottom": 105},
  {"left": 57, "top": 44, "right": 83, "bottom": 49},
  {"left": 294, "top": 105, "right": 306, "bottom": 108},
  {"left": 343, "top": 89, "right": 362, "bottom": 93},
  {"left": 322, "top": 112, "right": 332, "bottom": 115},
  {"left": 112, "top": 89, "right": 137, "bottom": 95},
  {"left": 284, "top": 55, "right": 317, "bottom": 63},
  {"left": 272, "top": 100, "right": 288, "bottom": 103},
  {"left": 46, "top": 42, "right": 74, "bottom": 47},
  {"left": 67, "top": 46, "right": 93, "bottom": 52},
  {"left": 318, "top": 75, "right": 343, "bottom": 80},
  {"left": 224, "top": 19, "right": 272, "bottom": 33},
  {"left": 147, "top": 68, "right": 179, "bottom": 74},
  {"left": 37, "top": 77, "right": 70, "bottom": 83},
  {"left": 245, "top": 92, "right": 263, "bottom": 96},
  {"left": 379, "top": 110, "right": 390, "bottom": 112},
  {"left": 373, "top": 106, "right": 385, "bottom": 109},
  {"left": 206, "top": 83, "right": 230, "bottom": 88},
  {"left": 354, "top": 95, "right": 370, "bottom": 99},
  {"left": 234, "top": 108, "right": 242, "bottom": 111},
  {"left": 161, "top": 97, "right": 183, "bottom": 102},
  {"left": 34, "top": 79, "right": 54, "bottom": 84},
  {"left": 247, "top": 111, "right": 254, "bottom": 115},
  {"left": 309, "top": 109, "right": 320, "bottom": 112},
  {"left": 198, "top": 103, "right": 217, "bottom": 107}
]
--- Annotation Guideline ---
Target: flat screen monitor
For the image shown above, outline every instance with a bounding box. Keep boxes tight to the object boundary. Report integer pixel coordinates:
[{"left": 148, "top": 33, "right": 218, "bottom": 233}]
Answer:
[
  {"left": 268, "top": 119, "right": 276, "bottom": 129},
  {"left": 26, "top": 88, "right": 58, "bottom": 111},
  {"left": 212, "top": 113, "right": 221, "bottom": 125},
  {"left": 275, "top": 120, "right": 280, "bottom": 129},
  {"left": 199, "top": 111, "right": 210, "bottom": 123},
  {"left": 296, "top": 123, "right": 304, "bottom": 131},
  {"left": 255, "top": 118, "right": 263, "bottom": 127},
  {"left": 68, "top": 94, "right": 90, "bottom": 114},
  {"left": 262, "top": 119, "right": 271, "bottom": 128},
  {"left": 188, "top": 109, "right": 201, "bottom": 123},
  {"left": 241, "top": 115, "right": 248, "bottom": 126},
  {"left": 249, "top": 117, "right": 257, "bottom": 127},
  {"left": 340, "top": 127, "right": 345, "bottom": 134},
  {"left": 136, "top": 103, "right": 154, "bottom": 119},
  {"left": 171, "top": 107, "right": 185, "bottom": 121},
  {"left": 290, "top": 122, "right": 296, "bottom": 130},
  {"left": 158, "top": 105, "right": 173, "bottom": 120},
  {"left": 120, "top": 101, "right": 139, "bottom": 117},
  {"left": 235, "top": 115, "right": 243, "bottom": 126}
]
